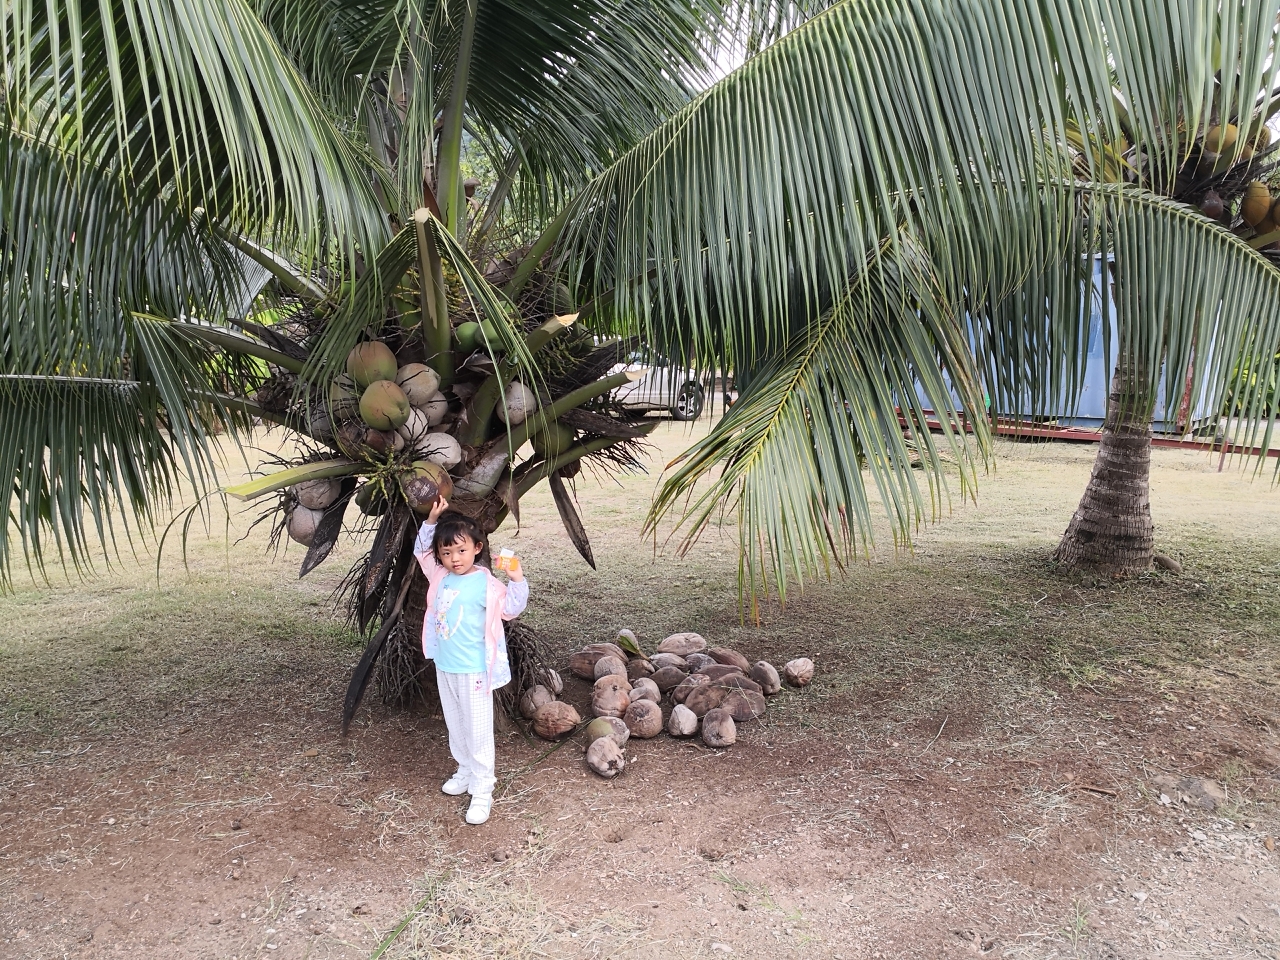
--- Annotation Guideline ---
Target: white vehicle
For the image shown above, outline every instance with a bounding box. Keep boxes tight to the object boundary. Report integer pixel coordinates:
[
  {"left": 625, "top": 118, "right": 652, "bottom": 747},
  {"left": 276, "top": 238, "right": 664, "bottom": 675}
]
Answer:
[{"left": 609, "top": 349, "right": 706, "bottom": 421}]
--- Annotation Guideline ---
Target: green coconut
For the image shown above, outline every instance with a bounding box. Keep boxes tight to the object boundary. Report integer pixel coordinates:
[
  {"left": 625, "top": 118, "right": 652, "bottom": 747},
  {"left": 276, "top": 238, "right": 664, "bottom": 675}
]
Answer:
[
  {"left": 354, "top": 482, "right": 387, "bottom": 516},
  {"left": 400, "top": 460, "right": 454, "bottom": 515},
  {"left": 455, "top": 321, "right": 482, "bottom": 352},
  {"left": 479, "top": 318, "right": 502, "bottom": 351},
  {"left": 395, "top": 363, "right": 441, "bottom": 407},
  {"left": 359, "top": 380, "right": 411, "bottom": 431},
  {"left": 347, "top": 341, "right": 398, "bottom": 388},
  {"left": 531, "top": 420, "right": 575, "bottom": 458},
  {"left": 1204, "top": 123, "right": 1239, "bottom": 154}
]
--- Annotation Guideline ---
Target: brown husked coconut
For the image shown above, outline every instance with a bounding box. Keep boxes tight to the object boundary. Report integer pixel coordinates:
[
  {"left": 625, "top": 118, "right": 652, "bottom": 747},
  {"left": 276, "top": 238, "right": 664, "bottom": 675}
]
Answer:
[
  {"left": 586, "top": 642, "right": 628, "bottom": 662},
  {"left": 685, "top": 653, "right": 716, "bottom": 672},
  {"left": 721, "top": 690, "right": 767, "bottom": 722},
  {"left": 657, "top": 632, "right": 707, "bottom": 656},
  {"left": 286, "top": 504, "right": 325, "bottom": 546},
  {"left": 750, "top": 661, "right": 782, "bottom": 695},
  {"left": 628, "top": 678, "right": 661, "bottom": 704},
  {"left": 707, "top": 647, "right": 751, "bottom": 672},
  {"left": 532, "top": 702, "right": 579, "bottom": 740},
  {"left": 650, "top": 666, "right": 688, "bottom": 692},
  {"left": 672, "top": 673, "right": 710, "bottom": 705},
  {"left": 585, "top": 736, "right": 625, "bottom": 778},
  {"left": 684, "top": 683, "right": 731, "bottom": 718},
  {"left": 537, "top": 668, "right": 564, "bottom": 695},
  {"left": 624, "top": 700, "right": 663, "bottom": 738},
  {"left": 592, "top": 675, "right": 632, "bottom": 718},
  {"left": 694, "top": 664, "right": 746, "bottom": 683},
  {"left": 519, "top": 684, "right": 555, "bottom": 719},
  {"left": 649, "top": 652, "right": 688, "bottom": 671},
  {"left": 668, "top": 703, "right": 698, "bottom": 737},
  {"left": 568, "top": 650, "right": 602, "bottom": 680},
  {"left": 584, "top": 715, "right": 630, "bottom": 746},
  {"left": 626, "top": 658, "right": 655, "bottom": 681},
  {"left": 593, "top": 655, "right": 627, "bottom": 680},
  {"left": 293, "top": 478, "right": 342, "bottom": 511},
  {"left": 702, "top": 707, "right": 736, "bottom": 747},
  {"left": 718, "top": 673, "right": 764, "bottom": 696},
  {"left": 784, "top": 657, "right": 815, "bottom": 687}
]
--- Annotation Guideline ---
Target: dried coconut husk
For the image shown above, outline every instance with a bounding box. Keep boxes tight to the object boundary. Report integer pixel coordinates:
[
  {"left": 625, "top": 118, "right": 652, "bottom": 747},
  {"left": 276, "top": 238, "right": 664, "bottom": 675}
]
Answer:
[
  {"left": 568, "top": 643, "right": 628, "bottom": 680},
  {"left": 684, "top": 683, "right": 731, "bottom": 718},
  {"left": 537, "top": 667, "right": 564, "bottom": 695},
  {"left": 667, "top": 703, "right": 698, "bottom": 736},
  {"left": 750, "top": 661, "right": 781, "bottom": 695},
  {"left": 707, "top": 647, "right": 751, "bottom": 672},
  {"left": 649, "top": 666, "right": 687, "bottom": 692},
  {"left": 586, "top": 642, "right": 627, "bottom": 662},
  {"left": 586, "top": 736, "right": 625, "bottom": 778},
  {"left": 693, "top": 664, "right": 746, "bottom": 683},
  {"left": 657, "top": 632, "right": 707, "bottom": 656},
  {"left": 718, "top": 673, "right": 763, "bottom": 696},
  {"left": 721, "top": 690, "right": 767, "bottom": 722},
  {"left": 649, "top": 652, "right": 688, "bottom": 671},
  {"left": 624, "top": 699, "right": 663, "bottom": 738},
  {"left": 519, "top": 685, "right": 555, "bottom": 719},
  {"left": 533, "top": 701, "right": 580, "bottom": 740},
  {"left": 672, "top": 673, "right": 710, "bottom": 705},
  {"left": 626, "top": 658, "right": 656, "bottom": 681},
  {"left": 784, "top": 657, "right": 815, "bottom": 687},
  {"left": 685, "top": 653, "right": 716, "bottom": 672},
  {"left": 628, "top": 677, "right": 661, "bottom": 703},
  {"left": 593, "top": 655, "right": 627, "bottom": 680},
  {"left": 702, "top": 707, "right": 736, "bottom": 747},
  {"left": 592, "top": 675, "right": 632, "bottom": 718}
]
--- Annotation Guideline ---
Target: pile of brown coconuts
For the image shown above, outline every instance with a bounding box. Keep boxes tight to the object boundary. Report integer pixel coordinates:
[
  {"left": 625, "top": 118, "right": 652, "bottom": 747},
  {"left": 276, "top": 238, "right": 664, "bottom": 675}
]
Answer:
[{"left": 517, "top": 630, "right": 815, "bottom": 779}]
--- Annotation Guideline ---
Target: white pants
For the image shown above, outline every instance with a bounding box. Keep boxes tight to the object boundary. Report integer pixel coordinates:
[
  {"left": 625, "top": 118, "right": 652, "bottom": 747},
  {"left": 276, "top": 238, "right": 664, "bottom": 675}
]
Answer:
[{"left": 436, "top": 669, "right": 496, "bottom": 798}]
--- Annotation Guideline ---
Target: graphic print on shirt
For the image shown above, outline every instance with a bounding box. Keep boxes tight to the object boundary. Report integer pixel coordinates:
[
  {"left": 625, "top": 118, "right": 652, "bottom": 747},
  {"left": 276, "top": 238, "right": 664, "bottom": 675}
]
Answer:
[{"left": 435, "top": 585, "right": 463, "bottom": 644}]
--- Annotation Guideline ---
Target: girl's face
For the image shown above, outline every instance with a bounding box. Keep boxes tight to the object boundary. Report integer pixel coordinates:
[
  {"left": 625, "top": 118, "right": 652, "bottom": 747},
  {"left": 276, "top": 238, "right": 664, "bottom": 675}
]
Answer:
[{"left": 438, "top": 534, "right": 484, "bottom": 575}]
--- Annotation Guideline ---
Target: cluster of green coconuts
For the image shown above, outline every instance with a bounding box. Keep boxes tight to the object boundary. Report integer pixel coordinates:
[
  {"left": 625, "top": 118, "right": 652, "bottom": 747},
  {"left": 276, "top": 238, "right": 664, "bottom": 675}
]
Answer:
[{"left": 283, "top": 337, "right": 570, "bottom": 546}]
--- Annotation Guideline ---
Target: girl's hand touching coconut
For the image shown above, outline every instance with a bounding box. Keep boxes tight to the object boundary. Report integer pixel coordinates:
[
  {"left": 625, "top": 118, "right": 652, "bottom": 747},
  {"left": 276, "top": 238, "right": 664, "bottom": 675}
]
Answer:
[{"left": 427, "top": 497, "right": 450, "bottom": 523}]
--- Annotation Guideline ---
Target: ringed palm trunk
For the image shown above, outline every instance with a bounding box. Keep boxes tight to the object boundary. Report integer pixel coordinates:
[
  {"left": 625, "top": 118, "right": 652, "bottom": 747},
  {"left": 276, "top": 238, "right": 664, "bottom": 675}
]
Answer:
[{"left": 1052, "top": 350, "right": 1155, "bottom": 575}]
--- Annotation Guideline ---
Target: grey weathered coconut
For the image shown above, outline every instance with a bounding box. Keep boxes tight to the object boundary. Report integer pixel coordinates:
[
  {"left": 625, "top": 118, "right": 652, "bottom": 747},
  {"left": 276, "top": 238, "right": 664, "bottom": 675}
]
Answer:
[
  {"left": 672, "top": 673, "right": 710, "bottom": 705},
  {"left": 685, "top": 653, "right": 716, "bottom": 672},
  {"left": 624, "top": 700, "right": 663, "bottom": 738},
  {"left": 708, "top": 647, "right": 752, "bottom": 672},
  {"left": 722, "top": 690, "right": 768, "bottom": 722},
  {"left": 784, "top": 657, "right": 815, "bottom": 687},
  {"left": 537, "top": 667, "right": 564, "bottom": 695},
  {"left": 702, "top": 708, "right": 737, "bottom": 747},
  {"left": 668, "top": 703, "right": 698, "bottom": 737},
  {"left": 629, "top": 678, "right": 661, "bottom": 704},
  {"left": 585, "top": 736, "right": 625, "bottom": 778},
  {"left": 532, "top": 702, "right": 580, "bottom": 740},
  {"left": 649, "top": 666, "right": 687, "bottom": 692},
  {"left": 519, "top": 684, "right": 555, "bottom": 720},
  {"left": 285, "top": 504, "right": 325, "bottom": 546},
  {"left": 593, "top": 655, "right": 627, "bottom": 680},
  {"left": 592, "top": 675, "right": 632, "bottom": 718},
  {"left": 657, "top": 632, "right": 707, "bottom": 657},
  {"left": 626, "top": 658, "right": 656, "bottom": 681},
  {"left": 294, "top": 478, "right": 342, "bottom": 510},
  {"left": 684, "top": 683, "right": 730, "bottom": 718},
  {"left": 649, "top": 652, "right": 689, "bottom": 671},
  {"left": 750, "top": 661, "right": 782, "bottom": 695}
]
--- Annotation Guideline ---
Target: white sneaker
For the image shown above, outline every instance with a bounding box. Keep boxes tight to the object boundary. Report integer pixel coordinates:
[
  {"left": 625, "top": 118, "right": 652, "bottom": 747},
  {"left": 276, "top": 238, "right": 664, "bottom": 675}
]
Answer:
[
  {"left": 465, "top": 796, "right": 492, "bottom": 825},
  {"left": 441, "top": 773, "right": 470, "bottom": 796}
]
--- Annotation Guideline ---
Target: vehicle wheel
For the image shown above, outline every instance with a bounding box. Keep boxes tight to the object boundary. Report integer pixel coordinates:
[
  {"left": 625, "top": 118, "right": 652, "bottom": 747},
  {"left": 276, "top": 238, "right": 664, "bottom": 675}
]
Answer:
[{"left": 670, "top": 382, "right": 704, "bottom": 421}]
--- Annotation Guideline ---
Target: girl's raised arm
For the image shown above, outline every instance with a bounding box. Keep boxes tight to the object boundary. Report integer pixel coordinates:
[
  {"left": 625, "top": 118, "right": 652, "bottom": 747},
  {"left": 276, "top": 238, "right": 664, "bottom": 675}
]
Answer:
[
  {"left": 501, "top": 578, "right": 529, "bottom": 620},
  {"left": 413, "top": 520, "right": 441, "bottom": 576}
]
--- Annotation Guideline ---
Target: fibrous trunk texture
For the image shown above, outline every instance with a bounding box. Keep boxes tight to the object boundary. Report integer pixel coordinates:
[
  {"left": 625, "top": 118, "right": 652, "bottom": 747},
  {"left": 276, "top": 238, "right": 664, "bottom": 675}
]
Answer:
[{"left": 1052, "top": 359, "right": 1154, "bottom": 576}]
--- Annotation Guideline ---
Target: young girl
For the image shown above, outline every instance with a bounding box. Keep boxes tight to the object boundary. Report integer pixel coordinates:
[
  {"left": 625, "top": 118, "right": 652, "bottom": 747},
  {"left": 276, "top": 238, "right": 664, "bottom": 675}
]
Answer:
[{"left": 413, "top": 498, "right": 527, "bottom": 825}]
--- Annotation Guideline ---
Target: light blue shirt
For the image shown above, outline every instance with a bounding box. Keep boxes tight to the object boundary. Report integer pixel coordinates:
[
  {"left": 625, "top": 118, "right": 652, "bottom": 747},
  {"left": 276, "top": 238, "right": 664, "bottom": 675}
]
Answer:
[{"left": 432, "top": 570, "right": 489, "bottom": 674}]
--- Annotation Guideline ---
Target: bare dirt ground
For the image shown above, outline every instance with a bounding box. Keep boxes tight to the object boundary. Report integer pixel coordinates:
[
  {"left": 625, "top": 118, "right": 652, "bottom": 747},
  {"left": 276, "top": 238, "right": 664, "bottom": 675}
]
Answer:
[{"left": 2, "top": 415, "right": 1279, "bottom": 960}]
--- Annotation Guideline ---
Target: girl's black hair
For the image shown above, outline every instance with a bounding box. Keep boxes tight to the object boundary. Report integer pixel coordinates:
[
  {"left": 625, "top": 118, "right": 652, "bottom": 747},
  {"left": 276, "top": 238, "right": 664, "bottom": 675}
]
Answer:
[{"left": 432, "top": 510, "right": 492, "bottom": 569}]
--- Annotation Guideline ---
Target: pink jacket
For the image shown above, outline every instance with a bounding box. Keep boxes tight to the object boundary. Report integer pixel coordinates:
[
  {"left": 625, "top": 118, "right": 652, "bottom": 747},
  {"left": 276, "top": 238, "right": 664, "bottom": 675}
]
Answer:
[{"left": 413, "top": 521, "right": 528, "bottom": 694}]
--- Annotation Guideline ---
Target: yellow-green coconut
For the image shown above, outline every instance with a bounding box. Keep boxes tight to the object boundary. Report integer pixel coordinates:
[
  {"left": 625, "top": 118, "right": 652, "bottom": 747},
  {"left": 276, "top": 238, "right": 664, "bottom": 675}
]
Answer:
[
  {"left": 359, "top": 380, "right": 411, "bottom": 431},
  {"left": 346, "top": 341, "right": 398, "bottom": 388},
  {"left": 1242, "top": 181, "right": 1273, "bottom": 227}
]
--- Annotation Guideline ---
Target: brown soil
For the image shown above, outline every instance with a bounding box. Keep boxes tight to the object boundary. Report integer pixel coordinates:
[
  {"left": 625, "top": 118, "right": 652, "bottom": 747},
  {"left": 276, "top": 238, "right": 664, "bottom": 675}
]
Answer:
[{"left": 2, "top": 421, "right": 1279, "bottom": 959}]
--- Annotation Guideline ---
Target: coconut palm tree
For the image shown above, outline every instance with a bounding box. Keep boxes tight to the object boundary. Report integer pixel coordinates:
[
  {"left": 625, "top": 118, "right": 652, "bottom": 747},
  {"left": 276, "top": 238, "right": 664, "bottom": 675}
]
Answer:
[{"left": 5, "top": 0, "right": 1280, "bottom": 715}]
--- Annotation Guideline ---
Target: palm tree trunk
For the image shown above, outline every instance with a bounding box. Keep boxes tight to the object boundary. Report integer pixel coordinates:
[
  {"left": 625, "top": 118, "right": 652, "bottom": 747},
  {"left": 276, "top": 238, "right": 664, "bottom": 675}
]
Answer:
[{"left": 1051, "top": 354, "right": 1154, "bottom": 576}]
